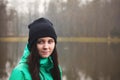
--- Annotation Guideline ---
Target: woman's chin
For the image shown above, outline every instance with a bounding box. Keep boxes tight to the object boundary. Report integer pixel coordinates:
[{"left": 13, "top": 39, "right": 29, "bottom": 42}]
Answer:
[{"left": 40, "top": 54, "right": 50, "bottom": 58}]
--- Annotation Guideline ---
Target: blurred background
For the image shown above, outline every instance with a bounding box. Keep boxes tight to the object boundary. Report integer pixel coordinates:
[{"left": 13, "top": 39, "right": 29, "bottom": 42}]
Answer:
[{"left": 0, "top": 0, "right": 120, "bottom": 80}]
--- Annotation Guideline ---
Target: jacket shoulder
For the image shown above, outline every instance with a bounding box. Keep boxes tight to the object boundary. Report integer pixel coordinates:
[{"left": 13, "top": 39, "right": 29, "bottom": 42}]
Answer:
[{"left": 9, "top": 63, "right": 31, "bottom": 80}]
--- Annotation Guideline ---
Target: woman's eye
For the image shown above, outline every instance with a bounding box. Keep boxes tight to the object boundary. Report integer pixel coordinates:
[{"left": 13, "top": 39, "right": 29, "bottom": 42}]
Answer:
[
  {"left": 48, "top": 40, "right": 54, "bottom": 44},
  {"left": 37, "top": 40, "right": 44, "bottom": 44}
]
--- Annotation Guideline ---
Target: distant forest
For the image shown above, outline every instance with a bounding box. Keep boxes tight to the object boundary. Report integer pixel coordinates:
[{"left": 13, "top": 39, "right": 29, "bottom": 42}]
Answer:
[{"left": 0, "top": 0, "right": 120, "bottom": 37}]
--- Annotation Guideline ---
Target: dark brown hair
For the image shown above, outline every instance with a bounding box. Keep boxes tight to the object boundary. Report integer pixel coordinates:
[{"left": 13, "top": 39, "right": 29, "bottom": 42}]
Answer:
[{"left": 27, "top": 42, "right": 61, "bottom": 80}]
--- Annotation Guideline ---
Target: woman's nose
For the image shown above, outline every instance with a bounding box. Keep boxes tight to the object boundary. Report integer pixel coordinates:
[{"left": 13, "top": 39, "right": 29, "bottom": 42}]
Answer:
[{"left": 43, "top": 43, "right": 49, "bottom": 49}]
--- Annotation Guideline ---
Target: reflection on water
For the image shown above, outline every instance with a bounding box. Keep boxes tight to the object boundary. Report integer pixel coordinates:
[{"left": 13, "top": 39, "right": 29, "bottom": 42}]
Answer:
[
  {"left": 58, "top": 42, "right": 120, "bottom": 80},
  {"left": 0, "top": 42, "right": 120, "bottom": 80},
  {"left": 0, "top": 42, "right": 26, "bottom": 80}
]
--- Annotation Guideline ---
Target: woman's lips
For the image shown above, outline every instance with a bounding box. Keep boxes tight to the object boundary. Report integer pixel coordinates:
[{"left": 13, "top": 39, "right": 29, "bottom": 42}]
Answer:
[{"left": 41, "top": 51, "right": 49, "bottom": 54}]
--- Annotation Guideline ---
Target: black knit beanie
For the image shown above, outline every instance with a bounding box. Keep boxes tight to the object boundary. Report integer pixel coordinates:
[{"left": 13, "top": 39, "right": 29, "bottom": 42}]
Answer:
[{"left": 28, "top": 17, "right": 57, "bottom": 51}]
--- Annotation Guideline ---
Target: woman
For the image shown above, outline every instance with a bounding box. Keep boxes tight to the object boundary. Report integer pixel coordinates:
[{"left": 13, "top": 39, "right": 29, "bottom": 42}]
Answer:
[{"left": 9, "top": 18, "right": 62, "bottom": 80}]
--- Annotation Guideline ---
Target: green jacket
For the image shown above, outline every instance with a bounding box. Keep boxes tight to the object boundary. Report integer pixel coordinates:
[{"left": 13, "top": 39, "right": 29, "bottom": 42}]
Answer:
[{"left": 9, "top": 44, "right": 62, "bottom": 80}]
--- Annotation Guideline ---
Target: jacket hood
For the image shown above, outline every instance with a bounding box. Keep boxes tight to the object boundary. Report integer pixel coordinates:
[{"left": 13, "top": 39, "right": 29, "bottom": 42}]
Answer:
[
  {"left": 19, "top": 44, "right": 30, "bottom": 63},
  {"left": 19, "top": 44, "right": 53, "bottom": 65}
]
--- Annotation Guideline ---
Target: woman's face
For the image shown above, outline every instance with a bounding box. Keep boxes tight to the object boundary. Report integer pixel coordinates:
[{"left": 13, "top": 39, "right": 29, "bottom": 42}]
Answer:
[{"left": 37, "top": 37, "right": 55, "bottom": 58}]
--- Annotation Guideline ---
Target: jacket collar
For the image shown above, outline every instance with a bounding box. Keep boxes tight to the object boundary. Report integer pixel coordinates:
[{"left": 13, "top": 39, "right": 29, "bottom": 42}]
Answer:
[{"left": 40, "top": 57, "right": 53, "bottom": 72}]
